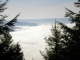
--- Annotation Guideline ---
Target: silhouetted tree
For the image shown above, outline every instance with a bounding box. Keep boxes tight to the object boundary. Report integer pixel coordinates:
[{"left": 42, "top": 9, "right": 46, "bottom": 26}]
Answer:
[
  {"left": 57, "top": 0, "right": 80, "bottom": 60},
  {"left": 0, "top": 0, "right": 25, "bottom": 60},
  {"left": 41, "top": 0, "right": 80, "bottom": 60},
  {"left": 40, "top": 21, "right": 64, "bottom": 60},
  {"left": 0, "top": 32, "right": 25, "bottom": 60}
]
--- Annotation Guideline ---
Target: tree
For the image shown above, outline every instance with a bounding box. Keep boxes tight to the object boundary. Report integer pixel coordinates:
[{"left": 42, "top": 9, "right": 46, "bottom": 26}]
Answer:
[
  {"left": 0, "top": 32, "right": 24, "bottom": 60},
  {"left": 40, "top": 21, "right": 64, "bottom": 60},
  {"left": 41, "top": 0, "right": 80, "bottom": 60},
  {"left": 0, "top": 0, "right": 25, "bottom": 60},
  {"left": 57, "top": 0, "right": 80, "bottom": 60}
]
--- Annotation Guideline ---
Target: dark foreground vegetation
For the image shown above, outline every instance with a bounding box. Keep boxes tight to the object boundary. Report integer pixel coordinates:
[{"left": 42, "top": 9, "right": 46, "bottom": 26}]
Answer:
[
  {"left": 0, "top": 0, "right": 25, "bottom": 60},
  {"left": 40, "top": 0, "right": 80, "bottom": 60}
]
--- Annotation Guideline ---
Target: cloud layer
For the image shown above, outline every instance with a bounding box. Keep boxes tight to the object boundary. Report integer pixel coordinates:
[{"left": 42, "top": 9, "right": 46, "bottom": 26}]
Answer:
[
  {"left": 10, "top": 24, "right": 51, "bottom": 60},
  {"left": 10, "top": 23, "right": 75, "bottom": 60}
]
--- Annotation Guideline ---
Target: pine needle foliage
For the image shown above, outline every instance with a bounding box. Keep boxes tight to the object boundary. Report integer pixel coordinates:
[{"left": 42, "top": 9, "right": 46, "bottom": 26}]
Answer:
[
  {"left": 0, "top": 0, "right": 25, "bottom": 60},
  {"left": 41, "top": 0, "right": 80, "bottom": 60}
]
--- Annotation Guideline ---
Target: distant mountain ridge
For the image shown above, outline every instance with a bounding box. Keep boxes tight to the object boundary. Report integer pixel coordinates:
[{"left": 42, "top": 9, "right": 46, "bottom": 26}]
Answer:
[
  {"left": 6, "top": 18, "right": 69, "bottom": 26},
  {"left": 15, "top": 22, "right": 38, "bottom": 26},
  {"left": 18, "top": 18, "right": 69, "bottom": 24},
  {"left": 8, "top": 18, "right": 70, "bottom": 32}
]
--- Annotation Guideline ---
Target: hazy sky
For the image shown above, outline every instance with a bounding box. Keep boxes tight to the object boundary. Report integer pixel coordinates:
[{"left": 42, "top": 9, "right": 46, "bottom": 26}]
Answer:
[{"left": 2, "top": 0, "right": 77, "bottom": 19}]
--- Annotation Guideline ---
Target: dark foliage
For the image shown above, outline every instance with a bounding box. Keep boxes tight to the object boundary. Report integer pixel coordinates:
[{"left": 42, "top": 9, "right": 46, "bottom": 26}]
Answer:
[
  {"left": 0, "top": 0, "right": 25, "bottom": 60},
  {"left": 58, "top": 0, "right": 80, "bottom": 60},
  {"left": 0, "top": 32, "right": 24, "bottom": 60},
  {"left": 41, "top": 0, "right": 80, "bottom": 60},
  {"left": 40, "top": 21, "right": 64, "bottom": 60},
  {"left": 0, "top": 0, "right": 20, "bottom": 34}
]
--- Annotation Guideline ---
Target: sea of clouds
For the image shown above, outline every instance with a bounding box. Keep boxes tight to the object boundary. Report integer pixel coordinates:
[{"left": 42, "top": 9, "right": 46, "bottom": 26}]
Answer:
[
  {"left": 10, "top": 24, "right": 52, "bottom": 60},
  {"left": 10, "top": 21, "right": 75, "bottom": 60}
]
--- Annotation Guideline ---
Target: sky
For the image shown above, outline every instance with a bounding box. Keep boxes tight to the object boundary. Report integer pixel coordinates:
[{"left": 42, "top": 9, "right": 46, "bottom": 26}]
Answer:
[{"left": 2, "top": 0, "right": 78, "bottom": 19}]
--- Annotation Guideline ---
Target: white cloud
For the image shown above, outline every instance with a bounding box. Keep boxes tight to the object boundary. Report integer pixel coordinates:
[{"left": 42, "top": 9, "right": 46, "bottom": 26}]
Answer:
[
  {"left": 10, "top": 23, "right": 75, "bottom": 60},
  {"left": 10, "top": 24, "right": 51, "bottom": 60}
]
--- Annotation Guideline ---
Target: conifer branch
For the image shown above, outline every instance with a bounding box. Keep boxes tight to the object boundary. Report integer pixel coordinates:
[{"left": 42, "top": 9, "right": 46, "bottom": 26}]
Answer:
[{"left": 5, "top": 13, "right": 20, "bottom": 27}]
